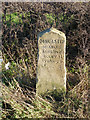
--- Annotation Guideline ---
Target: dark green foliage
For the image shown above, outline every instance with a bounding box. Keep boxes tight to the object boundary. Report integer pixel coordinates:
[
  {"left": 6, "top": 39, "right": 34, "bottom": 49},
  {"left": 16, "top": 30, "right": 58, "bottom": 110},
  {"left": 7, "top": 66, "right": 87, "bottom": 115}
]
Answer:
[{"left": 45, "top": 13, "right": 74, "bottom": 29}]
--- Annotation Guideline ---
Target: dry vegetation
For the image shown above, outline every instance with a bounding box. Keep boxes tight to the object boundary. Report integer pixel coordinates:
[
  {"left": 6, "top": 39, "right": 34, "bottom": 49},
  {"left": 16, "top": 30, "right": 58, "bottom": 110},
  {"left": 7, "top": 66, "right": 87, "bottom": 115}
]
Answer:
[{"left": 1, "top": 2, "right": 90, "bottom": 119}]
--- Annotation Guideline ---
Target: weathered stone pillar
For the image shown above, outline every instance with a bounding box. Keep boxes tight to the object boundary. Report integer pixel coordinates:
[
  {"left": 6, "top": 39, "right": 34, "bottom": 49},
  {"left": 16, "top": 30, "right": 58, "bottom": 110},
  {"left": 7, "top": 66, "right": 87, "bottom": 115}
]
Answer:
[{"left": 37, "top": 27, "right": 66, "bottom": 95}]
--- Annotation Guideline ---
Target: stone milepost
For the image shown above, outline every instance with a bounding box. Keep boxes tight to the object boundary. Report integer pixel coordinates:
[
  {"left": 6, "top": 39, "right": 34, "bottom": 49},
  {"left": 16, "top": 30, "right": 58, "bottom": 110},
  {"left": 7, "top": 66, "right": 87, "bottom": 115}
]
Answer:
[{"left": 37, "top": 27, "right": 66, "bottom": 95}]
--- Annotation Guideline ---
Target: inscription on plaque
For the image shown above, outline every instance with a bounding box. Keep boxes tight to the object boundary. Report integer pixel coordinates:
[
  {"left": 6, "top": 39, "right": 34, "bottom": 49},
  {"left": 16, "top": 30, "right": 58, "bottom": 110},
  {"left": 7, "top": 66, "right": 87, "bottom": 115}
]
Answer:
[{"left": 37, "top": 27, "right": 66, "bottom": 94}]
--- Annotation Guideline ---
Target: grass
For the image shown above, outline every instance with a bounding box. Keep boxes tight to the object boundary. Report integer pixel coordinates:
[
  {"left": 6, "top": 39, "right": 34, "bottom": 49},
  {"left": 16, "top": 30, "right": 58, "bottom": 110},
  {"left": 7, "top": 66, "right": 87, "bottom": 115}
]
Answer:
[
  {"left": 1, "top": 76, "right": 89, "bottom": 119},
  {"left": 2, "top": 81, "right": 58, "bottom": 119},
  {"left": 1, "top": 44, "right": 89, "bottom": 119}
]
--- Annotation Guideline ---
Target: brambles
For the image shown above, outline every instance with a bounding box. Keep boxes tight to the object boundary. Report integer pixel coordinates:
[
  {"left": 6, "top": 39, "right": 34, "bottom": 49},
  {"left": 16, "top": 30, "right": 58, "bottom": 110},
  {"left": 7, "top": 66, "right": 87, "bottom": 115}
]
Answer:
[{"left": 1, "top": 2, "right": 89, "bottom": 119}]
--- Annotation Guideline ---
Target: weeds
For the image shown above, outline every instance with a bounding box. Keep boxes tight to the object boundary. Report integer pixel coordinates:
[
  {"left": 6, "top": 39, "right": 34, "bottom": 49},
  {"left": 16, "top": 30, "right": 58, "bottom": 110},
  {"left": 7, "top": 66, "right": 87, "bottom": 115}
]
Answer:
[
  {"left": 2, "top": 76, "right": 89, "bottom": 119},
  {"left": 2, "top": 79, "right": 58, "bottom": 119},
  {"left": 1, "top": 2, "right": 89, "bottom": 119}
]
